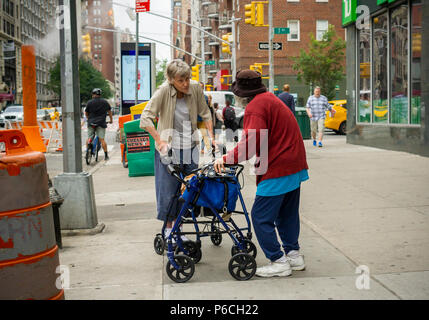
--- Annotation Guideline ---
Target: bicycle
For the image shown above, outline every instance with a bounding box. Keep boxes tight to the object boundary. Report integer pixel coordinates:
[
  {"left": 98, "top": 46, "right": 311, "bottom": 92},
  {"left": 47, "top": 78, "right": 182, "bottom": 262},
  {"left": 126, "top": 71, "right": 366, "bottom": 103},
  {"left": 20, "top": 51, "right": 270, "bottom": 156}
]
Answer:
[{"left": 85, "top": 123, "right": 102, "bottom": 165}]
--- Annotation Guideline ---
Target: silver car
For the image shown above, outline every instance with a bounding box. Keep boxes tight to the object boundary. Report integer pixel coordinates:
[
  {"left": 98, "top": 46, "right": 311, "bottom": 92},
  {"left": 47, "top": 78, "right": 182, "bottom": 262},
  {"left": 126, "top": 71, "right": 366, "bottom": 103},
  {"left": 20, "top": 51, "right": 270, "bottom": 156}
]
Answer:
[{"left": 0, "top": 105, "right": 24, "bottom": 127}]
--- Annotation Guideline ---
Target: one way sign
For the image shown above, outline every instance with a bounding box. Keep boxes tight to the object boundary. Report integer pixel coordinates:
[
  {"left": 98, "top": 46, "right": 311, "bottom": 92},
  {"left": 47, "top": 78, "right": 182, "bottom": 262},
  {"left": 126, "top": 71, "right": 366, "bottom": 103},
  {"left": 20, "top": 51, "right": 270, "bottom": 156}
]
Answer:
[{"left": 258, "top": 42, "right": 283, "bottom": 50}]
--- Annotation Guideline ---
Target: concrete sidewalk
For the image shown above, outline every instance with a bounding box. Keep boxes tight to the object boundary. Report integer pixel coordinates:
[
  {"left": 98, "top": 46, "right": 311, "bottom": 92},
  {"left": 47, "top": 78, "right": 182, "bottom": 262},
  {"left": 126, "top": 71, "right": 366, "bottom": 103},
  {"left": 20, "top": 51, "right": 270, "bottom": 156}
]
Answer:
[{"left": 58, "top": 134, "right": 429, "bottom": 300}]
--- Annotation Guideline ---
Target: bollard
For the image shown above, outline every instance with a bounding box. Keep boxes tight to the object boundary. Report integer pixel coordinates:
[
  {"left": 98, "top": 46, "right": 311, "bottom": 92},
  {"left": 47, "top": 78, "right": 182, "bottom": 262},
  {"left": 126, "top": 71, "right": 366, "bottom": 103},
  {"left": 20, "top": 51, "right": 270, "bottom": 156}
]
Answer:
[{"left": 0, "top": 130, "right": 64, "bottom": 300}]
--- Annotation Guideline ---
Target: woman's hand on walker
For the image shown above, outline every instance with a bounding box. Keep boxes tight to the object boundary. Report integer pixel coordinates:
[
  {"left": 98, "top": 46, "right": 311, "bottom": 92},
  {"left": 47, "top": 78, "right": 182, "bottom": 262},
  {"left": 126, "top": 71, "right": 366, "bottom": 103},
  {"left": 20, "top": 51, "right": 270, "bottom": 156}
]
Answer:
[
  {"left": 158, "top": 140, "right": 169, "bottom": 156},
  {"left": 214, "top": 157, "right": 225, "bottom": 174}
]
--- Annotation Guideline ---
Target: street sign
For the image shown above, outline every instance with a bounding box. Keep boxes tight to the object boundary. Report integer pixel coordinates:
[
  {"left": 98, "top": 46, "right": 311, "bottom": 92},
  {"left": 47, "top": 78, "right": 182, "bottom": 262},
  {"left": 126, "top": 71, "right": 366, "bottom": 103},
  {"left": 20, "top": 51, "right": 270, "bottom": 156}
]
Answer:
[
  {"left": 258, "top": 42, "right": 283, "bottom": 50},
  {"left": 205, "top": 60, "right": 215, "bottom": 65},
  {"left": 274, "top": 27, "right": 289, "bottom": 34},
  {"left": 136, "top": 0, "right": 150, "bottom": 13}
]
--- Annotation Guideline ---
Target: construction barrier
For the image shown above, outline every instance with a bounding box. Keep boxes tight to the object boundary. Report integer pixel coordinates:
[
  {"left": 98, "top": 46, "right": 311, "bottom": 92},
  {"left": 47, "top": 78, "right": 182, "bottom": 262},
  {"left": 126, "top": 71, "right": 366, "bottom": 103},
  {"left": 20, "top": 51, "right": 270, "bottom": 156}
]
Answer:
[
  {"left": 130, "top": 101, "right": 148, "bottom": 120},
  {"left": 0, "top": 130, "right": 64, "bottom": 300}
]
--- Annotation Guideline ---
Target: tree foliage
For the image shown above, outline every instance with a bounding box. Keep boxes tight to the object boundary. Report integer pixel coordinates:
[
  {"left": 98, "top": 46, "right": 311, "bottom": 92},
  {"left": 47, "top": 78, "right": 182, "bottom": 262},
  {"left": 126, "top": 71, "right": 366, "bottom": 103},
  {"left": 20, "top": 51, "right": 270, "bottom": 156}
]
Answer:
[
  {"left": 47, "top": 57, "right": 113, "bottom": 104},
  {"left": 156, "top": 58, "right": 168, "bottom": 88},
  {"left": 292, "top": 25, "right": 346, "bottom": 100}
]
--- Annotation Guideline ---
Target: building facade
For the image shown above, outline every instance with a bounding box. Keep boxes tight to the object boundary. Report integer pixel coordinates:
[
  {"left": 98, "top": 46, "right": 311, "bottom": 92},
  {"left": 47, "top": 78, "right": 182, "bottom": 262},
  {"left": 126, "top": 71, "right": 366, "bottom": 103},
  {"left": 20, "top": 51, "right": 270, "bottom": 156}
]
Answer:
[
  {"left": 0, "top": 0, "right": 22, "bottom": 108},
  {"left": 20, "top": 0, "right": 58, "bottom": 108},
  {"left": 172, "top": 0, "right": 193, "bottom": 65},
  {"left": 343, "top": 0, "right": 428, "bottom": 157},
  {"left": 83, "top": 0, "right": 115, "bottom": 84},
  {"left": 184, "top": 0, "right": 345, "bottom": 104}
]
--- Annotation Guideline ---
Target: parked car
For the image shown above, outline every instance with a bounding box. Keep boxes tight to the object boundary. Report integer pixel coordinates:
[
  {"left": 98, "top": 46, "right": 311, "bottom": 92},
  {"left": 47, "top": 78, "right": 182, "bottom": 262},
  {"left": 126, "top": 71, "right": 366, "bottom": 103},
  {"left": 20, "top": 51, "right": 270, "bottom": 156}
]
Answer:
[
  {"left": 0, "top": 105, "right": 24, "bottom": 127},
  {"left": 204, "top": 91, "right": 245, "bottom": 128},
  {"left": 37, "top": 108, "right": 51, "bottom": 121},
  {"left": 324, "top": 100, "right": 347, "bottom": 135}
]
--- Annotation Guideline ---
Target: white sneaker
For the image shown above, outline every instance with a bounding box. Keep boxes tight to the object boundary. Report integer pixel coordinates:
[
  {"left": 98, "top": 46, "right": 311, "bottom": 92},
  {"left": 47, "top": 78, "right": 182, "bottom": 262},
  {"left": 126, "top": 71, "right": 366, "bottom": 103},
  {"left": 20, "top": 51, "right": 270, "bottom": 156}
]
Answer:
[
  {"left": 286, "top": 250, "right": 306, "bottom": 271},
  {"left": 255, "top": 261, "right": 292, "bottom": 278}
]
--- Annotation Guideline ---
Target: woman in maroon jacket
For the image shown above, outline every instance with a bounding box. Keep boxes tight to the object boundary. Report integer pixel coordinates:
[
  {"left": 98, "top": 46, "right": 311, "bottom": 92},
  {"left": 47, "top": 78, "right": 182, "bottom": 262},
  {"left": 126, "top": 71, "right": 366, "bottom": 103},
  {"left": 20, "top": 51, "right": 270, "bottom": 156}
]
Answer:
[{"left": 214, "top": 70, "right": 309, "bottom": 278}]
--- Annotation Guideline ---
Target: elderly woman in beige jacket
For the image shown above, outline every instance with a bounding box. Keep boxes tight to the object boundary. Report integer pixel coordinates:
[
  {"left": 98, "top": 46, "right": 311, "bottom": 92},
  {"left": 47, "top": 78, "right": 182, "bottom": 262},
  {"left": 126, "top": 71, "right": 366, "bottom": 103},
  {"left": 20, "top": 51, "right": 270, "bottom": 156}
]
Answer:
[{"left": 140, "top": 59, "right": 215, "bottom": 238}]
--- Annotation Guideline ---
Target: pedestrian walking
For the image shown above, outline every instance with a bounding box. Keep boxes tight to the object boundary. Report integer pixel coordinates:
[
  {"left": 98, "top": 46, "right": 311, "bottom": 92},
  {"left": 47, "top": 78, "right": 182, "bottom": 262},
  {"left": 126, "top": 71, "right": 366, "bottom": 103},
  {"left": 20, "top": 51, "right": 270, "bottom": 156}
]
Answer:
[
  {"left": 139, "top": 59, "right": 216, "bottom": 240},
  {"left": 278, "top": 84, "right": 295, "bottom": 115},
  {"left": 222, "top": 100, "right": 238, "bottom": 142},
  {"left": 305, "top": 86, "right": 336, "bottom": 148},
  {"left": 214, "top": 70, "right": 309, "bottom": 278}
]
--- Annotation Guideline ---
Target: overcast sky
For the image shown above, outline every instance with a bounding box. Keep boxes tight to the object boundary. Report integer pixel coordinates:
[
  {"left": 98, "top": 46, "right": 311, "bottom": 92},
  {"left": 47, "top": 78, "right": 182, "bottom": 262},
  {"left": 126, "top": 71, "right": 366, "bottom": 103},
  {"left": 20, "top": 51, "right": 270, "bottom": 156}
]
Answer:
[{"left": 113, "top": 0, "right": 172, "bottom": 62}]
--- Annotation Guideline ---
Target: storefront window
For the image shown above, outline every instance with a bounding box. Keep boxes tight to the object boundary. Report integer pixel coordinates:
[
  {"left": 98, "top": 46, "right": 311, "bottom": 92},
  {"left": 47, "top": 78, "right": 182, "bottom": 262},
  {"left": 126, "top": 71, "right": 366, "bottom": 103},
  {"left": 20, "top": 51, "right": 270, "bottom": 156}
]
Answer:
[
  {"left": 358, "top": 25, "right": 371, "bottom": 123},
  {"left": 390, "top": 5, "right": 409, "bottom": 124},
  {"left": 411, "top": 0, "right": 422, "bottom": 124},
  {"left": 372, "top": 13, "right": 388, "bottom": 123}
]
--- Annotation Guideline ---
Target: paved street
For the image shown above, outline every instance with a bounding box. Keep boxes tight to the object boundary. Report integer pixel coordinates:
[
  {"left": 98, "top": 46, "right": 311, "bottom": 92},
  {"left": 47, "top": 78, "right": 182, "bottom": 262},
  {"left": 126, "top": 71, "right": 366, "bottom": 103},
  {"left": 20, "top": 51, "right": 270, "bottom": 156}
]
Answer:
[{"left": 49, "top": 132, "right": 429, "bottom": 300}]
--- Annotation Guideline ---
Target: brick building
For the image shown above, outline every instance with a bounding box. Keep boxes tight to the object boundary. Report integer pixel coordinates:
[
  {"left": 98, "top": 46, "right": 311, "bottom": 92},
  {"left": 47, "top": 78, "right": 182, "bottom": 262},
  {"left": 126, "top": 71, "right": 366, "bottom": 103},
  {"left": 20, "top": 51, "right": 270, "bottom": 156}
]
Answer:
[
  {"left": 189, "top": 0, "right": 345, "bottom": 105},
  {"left": 83, "top": 0, "right": 115, "bottom": 84}
]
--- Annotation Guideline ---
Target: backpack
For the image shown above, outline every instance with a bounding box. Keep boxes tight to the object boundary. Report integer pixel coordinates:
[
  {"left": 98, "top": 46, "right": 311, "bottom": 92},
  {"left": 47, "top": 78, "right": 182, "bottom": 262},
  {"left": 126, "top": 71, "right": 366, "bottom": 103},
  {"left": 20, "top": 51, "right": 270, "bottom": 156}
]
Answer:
[{"left": 223, "top": 106, "right": 236, "bottom": 122}]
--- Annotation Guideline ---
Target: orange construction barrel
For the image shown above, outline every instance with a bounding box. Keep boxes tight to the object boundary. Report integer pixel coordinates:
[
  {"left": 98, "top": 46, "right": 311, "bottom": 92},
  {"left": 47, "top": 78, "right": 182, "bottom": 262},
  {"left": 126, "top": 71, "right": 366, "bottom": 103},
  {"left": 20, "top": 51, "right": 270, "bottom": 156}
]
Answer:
[{"left": 0, "top": 130, "right": 64, "bottom": 300}]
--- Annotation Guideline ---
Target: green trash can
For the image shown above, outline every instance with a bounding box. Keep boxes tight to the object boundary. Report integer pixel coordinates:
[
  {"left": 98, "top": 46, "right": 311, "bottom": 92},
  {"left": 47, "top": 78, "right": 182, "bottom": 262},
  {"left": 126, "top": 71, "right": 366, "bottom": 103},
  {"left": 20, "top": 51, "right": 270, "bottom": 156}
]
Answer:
[
  {"left": 124, "top": 119, "right": 155, "bottom": 177},
  {"left": 295, "top": 107, "right": 311, "bottom": 140}
]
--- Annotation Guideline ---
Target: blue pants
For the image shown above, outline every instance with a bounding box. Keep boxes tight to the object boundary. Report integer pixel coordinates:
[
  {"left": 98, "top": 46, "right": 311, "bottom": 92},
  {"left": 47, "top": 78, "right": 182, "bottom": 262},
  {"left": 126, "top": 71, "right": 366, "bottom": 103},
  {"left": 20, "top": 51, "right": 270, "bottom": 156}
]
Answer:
[
  {"left": 154, "top": 147, "right": 199, "bottom": 222},
  {"left": 251, "top": 187, "right": 301, "bottom": 261}
]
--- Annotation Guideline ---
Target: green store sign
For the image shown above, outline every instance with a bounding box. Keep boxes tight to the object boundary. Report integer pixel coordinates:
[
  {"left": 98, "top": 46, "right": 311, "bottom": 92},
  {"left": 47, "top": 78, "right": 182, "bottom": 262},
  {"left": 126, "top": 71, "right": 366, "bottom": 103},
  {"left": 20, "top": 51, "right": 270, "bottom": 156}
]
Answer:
[{"left": 342, "top": 0, "right": 400, "bottom": 26}]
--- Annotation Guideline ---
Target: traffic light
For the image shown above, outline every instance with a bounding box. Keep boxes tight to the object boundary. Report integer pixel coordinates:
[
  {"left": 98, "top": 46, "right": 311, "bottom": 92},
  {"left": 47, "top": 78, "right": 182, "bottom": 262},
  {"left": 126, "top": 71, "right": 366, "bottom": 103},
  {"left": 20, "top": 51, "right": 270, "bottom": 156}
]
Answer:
[
  {"left": 82, "top": 33, "right": 91, "bottom": 55},
  {"left": 255, "top": 2, "right": 266, "bottom": 27},
  {"left": 244, "top": 2, "right": 256, "bottom": 25},
  {"left": 191, "top": 65, "right": 200, "bottom": 82},
  {"left": 250, "top": 64, "right": 262, "bottom": 75},
  {"left": 221, "top": 33, "right": 231, "bottom": 54}
]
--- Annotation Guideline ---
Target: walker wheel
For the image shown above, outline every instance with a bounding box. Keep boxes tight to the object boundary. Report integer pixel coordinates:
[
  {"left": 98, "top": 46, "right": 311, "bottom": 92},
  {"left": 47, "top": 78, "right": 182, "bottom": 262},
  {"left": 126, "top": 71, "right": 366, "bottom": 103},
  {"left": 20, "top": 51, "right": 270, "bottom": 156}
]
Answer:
[
  {"left": 166, "top": 254, "right": 195, "bottom": 283},
  {"left": 231, "top": 239, "right": 257, "bottom": 258},
  {"left": 210, "top": 226, "right": 222, "bottom": 246},
  {"left": 175, "top": 241, "right": 202, "bottom": 264},
  {"left": 153, "top": 234, "right": 165, "bottom": 255},
  {"left": 228, "top": 253, "right": 256, "bottom": 281}
]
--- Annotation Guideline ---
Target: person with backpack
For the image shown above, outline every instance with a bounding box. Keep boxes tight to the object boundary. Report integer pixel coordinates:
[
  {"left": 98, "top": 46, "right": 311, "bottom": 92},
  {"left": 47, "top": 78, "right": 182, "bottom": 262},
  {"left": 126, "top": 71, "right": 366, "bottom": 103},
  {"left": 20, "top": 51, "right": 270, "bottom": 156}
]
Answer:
[{"left": 222, "top": 100, "right": 238, "bottom": 142}]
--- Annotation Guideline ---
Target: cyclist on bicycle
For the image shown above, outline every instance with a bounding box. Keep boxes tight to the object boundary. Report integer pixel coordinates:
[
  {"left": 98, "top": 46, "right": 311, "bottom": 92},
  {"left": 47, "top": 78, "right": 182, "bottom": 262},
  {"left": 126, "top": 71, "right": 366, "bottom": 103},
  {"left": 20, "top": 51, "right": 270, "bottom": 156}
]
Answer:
[{"left": 85, "top": 88, "right": 113, "bottom": 160}]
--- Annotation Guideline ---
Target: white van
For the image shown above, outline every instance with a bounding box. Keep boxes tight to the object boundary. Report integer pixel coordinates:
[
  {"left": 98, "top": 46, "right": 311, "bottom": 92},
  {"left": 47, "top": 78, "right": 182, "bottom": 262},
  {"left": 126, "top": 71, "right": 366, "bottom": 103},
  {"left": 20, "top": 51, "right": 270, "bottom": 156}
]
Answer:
[{"left": 204, "top": 91, "right": 245, "bottom": 128}]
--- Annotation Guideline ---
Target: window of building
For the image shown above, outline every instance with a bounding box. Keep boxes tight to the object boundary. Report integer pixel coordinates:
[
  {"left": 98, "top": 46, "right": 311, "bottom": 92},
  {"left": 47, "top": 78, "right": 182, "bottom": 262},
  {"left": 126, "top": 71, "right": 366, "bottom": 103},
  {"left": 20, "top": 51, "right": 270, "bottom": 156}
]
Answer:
[
  {"left": 390, "top": 4, "right": 408, "bottom": 124},
  {"left": 411, "top": 0, "right": 422, "bottom": 124},
  {"left": 316, "top": 20, "right": 328, "bottom": 41},
  {"left": 358, "top": 24, "right": 371, "bottom": 123},
  {"left": 287, "top": 20, "right": 300, "bottom": 41},
  {"left": 372, "top": 13, "right": 388, "bottom": 123}
]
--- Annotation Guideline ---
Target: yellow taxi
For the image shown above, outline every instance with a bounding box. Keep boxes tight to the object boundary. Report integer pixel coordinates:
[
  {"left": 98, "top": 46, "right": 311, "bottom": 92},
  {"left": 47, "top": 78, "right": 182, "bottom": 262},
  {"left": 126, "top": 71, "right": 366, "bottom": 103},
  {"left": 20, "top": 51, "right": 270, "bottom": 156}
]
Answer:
[
  {"left": 324, "top": 99, "right": 347, "bottom": 135},
  {"left": 42, "top": 107, "right": 60, "bottom": 121}
]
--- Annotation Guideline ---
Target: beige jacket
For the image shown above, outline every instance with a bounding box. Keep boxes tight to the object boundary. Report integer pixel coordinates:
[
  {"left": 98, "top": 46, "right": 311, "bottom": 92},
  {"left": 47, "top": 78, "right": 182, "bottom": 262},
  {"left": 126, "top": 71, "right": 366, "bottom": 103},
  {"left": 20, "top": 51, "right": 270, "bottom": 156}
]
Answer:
[{"left": 139, "top": 80, "right": 212, "bottom": 150}]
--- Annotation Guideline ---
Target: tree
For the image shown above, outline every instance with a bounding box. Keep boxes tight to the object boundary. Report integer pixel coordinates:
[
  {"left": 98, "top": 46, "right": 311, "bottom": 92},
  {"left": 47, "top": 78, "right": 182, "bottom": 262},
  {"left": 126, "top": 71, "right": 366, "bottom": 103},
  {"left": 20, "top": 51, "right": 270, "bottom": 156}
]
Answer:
[
  {"left": 292, "top": 25, "right": 346, "bottom": 100},
  {"left": 47, "top": 57, "right": 113, "bottom": 104},
  {"left": 156, "top": 58, "right": 167, "bottom": 88}
]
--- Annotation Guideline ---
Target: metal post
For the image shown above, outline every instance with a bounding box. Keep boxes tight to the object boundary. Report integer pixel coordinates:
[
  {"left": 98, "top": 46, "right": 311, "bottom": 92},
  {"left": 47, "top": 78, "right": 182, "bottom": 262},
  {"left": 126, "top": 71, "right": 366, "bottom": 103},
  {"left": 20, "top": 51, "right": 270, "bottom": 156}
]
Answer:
[
  {"left": 135, "top": 12, "right": 139, "bottom": 106},
  {"left": 201, "top": 26, "right": 206, "bottom": 85},
  {"left": 59, "top": 0, "right": 82, "bottom": 173},
  {"left": 268, "top": 0, "right": 274, "bottom": 92},
  {"left": 55, "top": 0, "right": 100, "bottom": 231},
  {"left": 231, "top": 15, "right": 237, "bottom": 82}
]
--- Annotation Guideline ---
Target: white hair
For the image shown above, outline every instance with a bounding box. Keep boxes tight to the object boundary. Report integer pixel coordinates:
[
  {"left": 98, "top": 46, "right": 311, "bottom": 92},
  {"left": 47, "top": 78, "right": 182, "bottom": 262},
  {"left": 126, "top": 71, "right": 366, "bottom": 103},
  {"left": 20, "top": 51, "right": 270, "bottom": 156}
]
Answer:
[
  {"left": 165, "top": 59, "right": 191, "bottom": 83},
  {"left": 234, "top": 95, "right": 254, "bottom": 108}
]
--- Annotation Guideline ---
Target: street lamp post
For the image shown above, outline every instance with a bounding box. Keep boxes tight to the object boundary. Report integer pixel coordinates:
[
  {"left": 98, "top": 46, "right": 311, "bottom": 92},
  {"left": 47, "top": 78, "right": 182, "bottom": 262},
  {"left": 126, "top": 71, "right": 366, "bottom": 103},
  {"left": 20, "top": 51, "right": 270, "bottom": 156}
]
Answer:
[{"left": 135, "top": 12, "right": 139, "bottom": 106}]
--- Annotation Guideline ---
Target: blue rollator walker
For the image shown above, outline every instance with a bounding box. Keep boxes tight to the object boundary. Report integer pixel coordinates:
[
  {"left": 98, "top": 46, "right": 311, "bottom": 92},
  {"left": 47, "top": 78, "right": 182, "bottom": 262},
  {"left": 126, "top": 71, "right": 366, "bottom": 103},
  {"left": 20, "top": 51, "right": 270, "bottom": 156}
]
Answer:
[{"left": 153, "top": 159, "right": 257, "bottom": 283}]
